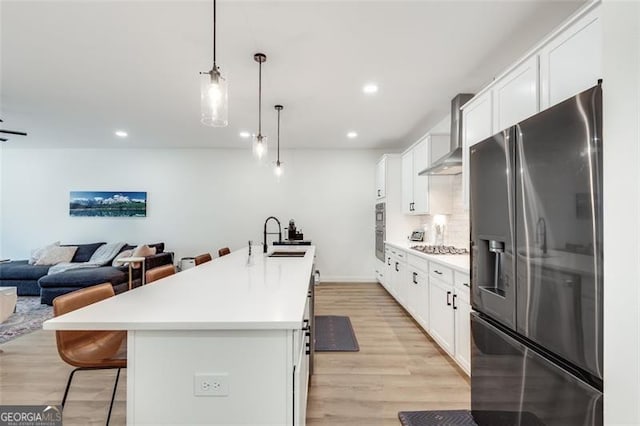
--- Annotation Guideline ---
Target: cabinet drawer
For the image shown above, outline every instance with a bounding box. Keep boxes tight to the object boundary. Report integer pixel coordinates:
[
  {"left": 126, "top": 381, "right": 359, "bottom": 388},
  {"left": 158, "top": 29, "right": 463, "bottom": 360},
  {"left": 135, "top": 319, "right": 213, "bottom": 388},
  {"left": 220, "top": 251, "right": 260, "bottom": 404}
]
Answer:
[
  {"left": 429, "top": 262, "right": 453, "bottom": 283},
  {"left": 408, "top": 254, "right": 429, "bottom": 272},
  {"left": 454, "top": 271, "right": 471, "bottom": 291}
]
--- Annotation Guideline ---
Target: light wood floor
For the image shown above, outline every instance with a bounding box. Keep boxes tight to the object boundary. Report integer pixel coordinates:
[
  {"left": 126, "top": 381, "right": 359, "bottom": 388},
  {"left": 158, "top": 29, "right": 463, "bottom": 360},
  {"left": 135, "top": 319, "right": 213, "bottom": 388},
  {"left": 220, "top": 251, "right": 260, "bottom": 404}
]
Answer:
[
  {"left": 307, "top": 283, "right": 470, "bottom": 426},
  {"left": 0, "top": 283, "right": 469, "bottom": 425}
]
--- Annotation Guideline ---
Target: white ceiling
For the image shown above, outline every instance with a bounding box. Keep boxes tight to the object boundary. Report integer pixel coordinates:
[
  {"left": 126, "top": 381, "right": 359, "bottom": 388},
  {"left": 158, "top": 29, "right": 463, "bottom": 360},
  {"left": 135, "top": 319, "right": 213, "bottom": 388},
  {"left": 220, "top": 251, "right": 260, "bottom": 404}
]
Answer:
[{"left": 0, "top": 0, "right": 585, "bottom": 150}]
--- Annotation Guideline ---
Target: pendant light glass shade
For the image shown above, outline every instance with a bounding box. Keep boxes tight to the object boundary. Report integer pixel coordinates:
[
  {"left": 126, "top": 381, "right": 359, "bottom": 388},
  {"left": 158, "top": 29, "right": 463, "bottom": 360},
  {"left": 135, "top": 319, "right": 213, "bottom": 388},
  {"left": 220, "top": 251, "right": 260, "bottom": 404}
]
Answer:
[
  {"left": 274, "top": 160, "right": 283, "bottom": 177},
  {"left": 252, "top": 134, "right": 268, "bottom": 159},
  {"left": 200, "top": 67, "right": 228, "bottom": 127}
]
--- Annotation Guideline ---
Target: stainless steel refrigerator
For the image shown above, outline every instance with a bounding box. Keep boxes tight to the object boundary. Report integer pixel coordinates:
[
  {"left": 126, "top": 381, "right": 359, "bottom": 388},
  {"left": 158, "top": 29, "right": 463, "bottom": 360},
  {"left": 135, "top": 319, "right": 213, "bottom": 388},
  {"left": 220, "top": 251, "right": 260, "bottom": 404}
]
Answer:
[{"left": 469, "top": 84, "right": 603, "bottom": 425}]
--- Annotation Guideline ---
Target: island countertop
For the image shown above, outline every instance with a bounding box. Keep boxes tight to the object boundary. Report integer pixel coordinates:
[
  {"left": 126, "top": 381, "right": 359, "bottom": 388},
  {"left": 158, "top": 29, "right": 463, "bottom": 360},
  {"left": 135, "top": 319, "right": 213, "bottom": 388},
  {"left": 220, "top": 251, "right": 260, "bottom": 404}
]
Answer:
[{"left": 43, "top": 246, "right": 315, "bottom": 331}]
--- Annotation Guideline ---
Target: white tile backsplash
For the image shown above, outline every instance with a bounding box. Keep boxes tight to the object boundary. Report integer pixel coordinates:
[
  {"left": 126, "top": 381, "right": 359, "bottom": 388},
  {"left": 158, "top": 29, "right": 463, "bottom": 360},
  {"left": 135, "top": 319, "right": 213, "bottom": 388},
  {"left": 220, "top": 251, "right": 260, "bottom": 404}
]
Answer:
[{"left": 418, "top": 175, "right": 469, "bottom": 248}]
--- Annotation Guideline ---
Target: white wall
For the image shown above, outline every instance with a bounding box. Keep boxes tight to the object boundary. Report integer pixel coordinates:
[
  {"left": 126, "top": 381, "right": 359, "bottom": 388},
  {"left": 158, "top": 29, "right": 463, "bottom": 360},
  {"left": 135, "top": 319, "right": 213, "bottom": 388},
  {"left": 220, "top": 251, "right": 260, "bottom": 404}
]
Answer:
[
  {"left": 0, "top": 148, "right": 382, "bottom": 282},
  {"left": 602, "top": 1, "right": 640, "bottom": 424}
]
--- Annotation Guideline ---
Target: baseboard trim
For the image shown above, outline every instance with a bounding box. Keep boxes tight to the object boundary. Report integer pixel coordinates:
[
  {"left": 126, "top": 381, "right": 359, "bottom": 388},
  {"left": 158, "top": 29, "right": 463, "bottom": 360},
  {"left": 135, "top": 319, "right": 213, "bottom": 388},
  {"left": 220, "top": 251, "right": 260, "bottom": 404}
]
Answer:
[{"left": 319, "top": 276, "right": 377, "bottom": 284}]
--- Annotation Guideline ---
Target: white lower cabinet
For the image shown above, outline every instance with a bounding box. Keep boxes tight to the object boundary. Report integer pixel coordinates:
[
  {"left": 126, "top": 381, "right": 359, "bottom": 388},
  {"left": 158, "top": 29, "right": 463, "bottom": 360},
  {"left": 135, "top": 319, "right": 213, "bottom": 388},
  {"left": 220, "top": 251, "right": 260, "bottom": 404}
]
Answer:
[
  {"left": 453, "top": 287, "right": 471, "bottom": 374},
  {"left": 428, "top": 276, "right": 455, "bottom": 355},
  {"left": 407, "top": 255, "right": 429, "bottom": 330},
  {"left": 381, "top": 245, "right": 471, "bottom": 375}
]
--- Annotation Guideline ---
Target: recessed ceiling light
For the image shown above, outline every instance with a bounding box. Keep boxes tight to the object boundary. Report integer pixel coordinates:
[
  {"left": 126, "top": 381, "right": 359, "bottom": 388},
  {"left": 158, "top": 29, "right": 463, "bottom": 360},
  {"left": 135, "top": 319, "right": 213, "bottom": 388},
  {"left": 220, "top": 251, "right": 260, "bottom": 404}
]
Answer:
[
  {"left": 239, "top": 131, "right": 251, "bottom": 138},
  {"left": 115, "top": 130, "right": 128, "bottom": 138},
  {"left": 347, "top": 131, "right": 358, "bottom": 139},
  {"left": 362, "top": 83, "right": 378, "bottom": 94}
]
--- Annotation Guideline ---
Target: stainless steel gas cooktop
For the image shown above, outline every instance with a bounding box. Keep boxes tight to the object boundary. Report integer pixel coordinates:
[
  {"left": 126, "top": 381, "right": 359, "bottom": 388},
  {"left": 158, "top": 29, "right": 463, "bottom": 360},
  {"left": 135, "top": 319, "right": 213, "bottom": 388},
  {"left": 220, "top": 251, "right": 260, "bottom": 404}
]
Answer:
[{"left": 410, "top": 245, "right": 469, "bottom": 255}]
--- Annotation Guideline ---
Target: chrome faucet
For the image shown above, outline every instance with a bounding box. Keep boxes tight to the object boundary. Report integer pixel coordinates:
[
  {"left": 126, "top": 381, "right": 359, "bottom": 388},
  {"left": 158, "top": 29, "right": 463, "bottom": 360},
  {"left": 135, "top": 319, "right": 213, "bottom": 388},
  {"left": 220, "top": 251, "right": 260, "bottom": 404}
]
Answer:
[
  {"left": 263, "top": 216, "right": 282, "bottom": 253},
  {"left": 536, "top": 217, "right": 547, "bottom": 255}
]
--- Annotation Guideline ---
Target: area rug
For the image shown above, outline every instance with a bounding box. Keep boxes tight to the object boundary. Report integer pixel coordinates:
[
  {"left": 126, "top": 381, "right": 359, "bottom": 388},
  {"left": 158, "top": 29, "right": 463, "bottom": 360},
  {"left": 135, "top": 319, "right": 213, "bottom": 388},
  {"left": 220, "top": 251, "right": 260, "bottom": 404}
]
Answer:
[
  {"left": 0, "top": 297, "right": 53, "bottom": 344},
  {"left": 314, "top": 315, "right": 359, "bottom": 352}
]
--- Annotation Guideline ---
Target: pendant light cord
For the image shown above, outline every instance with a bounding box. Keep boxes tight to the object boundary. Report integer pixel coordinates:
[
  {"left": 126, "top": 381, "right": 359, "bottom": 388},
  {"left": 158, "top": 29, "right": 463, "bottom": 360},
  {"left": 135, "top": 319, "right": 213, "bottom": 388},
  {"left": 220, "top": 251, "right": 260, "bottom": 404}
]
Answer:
[
  {"left": 277, "top": 108, "right": 280, "bottom": 162},
  {"left": 213, "top": 0, "right": 217, "bottom": 66},
  {"left": 258, "top": 60, "right": 262, "bottom": 136}
]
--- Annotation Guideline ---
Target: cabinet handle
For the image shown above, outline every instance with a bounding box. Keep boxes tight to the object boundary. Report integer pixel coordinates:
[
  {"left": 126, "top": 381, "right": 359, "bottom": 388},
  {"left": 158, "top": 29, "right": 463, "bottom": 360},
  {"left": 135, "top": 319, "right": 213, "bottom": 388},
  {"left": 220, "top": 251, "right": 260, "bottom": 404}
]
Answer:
[
  {"left": 395, "top": 262, "right": 399, "bottom": 272},
  {"left": 463, "top": 282, "right": 470, "bottom": 288},
  {"left": 387, "top": 257, "right": 391, "bottom": 266},
  {"left": 453, "top": 294, "right": 458, "bottom": 310},
  {"left": 446, "top": 291, "right": 451, "bottom": 306},
  {"left": 412, "top": 272, "right": 418, "bottom": 284},
  {"left": 434, "top": 270, "right": 443, "bottom": 275},
  {"left": 378, "top": 189, "right": 381, "bottom": 197}
]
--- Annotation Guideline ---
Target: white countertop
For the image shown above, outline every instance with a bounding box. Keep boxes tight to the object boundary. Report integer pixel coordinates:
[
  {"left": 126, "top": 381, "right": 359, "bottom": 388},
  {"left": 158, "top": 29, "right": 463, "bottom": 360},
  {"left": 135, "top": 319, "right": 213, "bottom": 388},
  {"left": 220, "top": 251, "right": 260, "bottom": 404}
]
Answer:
[
  {"left": 43, "top": 246, "right": 315, "bottom": 331},
  {"left": 384, "top": 241, "right": 470, "bottom": 273}
]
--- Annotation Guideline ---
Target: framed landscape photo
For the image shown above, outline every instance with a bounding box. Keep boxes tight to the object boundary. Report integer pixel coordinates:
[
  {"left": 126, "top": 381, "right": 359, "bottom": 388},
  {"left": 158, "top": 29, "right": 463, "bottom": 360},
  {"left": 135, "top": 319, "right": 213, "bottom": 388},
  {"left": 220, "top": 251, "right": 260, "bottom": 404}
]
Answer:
[{"left": 69, "top": 191, "right": 147, "bottom": 217}]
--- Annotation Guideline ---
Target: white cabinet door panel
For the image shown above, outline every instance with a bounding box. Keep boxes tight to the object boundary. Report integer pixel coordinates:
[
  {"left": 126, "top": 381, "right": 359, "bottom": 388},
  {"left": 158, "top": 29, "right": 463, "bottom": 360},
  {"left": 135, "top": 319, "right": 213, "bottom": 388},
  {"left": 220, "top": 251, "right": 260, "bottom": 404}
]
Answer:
[
  {"left": 540, "top": 7, "right": 602, "bottom": 109},
  {"left": 492, "top": 56, "right": 539, "bottom": 132},
  {"left": 412, "top": 140, "right": 429, "bottom": 214},
  {"left": 429, "top": 277, "right": 455, "bottom": 355},
  {"left": 376, "top": 158, "right": 386, "bottom": 199},
  {"left": 453, "top": 289, "right": 471, "bottom": 375},
  {"left": 462, "top": 93, "right": 493, "bottom": 210},
  {"left": 401, "top": 151, "right": 414, "bottom": 214}
]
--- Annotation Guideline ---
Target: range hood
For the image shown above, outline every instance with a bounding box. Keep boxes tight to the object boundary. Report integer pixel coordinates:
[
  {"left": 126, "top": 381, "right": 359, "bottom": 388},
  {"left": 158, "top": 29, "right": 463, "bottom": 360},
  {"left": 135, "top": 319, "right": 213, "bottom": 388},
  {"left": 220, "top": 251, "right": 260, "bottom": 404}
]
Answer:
[{"left": 419, "top": 93, "right": 474, "bottom": 176}]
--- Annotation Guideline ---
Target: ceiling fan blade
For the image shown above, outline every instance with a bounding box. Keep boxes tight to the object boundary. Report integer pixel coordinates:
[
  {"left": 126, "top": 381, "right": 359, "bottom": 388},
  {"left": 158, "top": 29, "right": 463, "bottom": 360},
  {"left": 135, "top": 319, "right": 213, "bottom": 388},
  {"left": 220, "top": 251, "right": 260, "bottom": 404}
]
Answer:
[
  {"left": 0, "top": 138, "right": 8, "bottom": 142},
  {"left": 0, "top": 129, "right": 27, "bottom": 136}
]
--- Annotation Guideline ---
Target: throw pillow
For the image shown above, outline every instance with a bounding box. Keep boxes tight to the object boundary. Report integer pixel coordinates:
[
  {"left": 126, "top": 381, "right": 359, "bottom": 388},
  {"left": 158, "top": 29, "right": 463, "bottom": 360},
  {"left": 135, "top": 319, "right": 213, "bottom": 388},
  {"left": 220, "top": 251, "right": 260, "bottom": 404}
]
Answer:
[
  {"left": 34, "top": 246, "right": 78, "bottom": 266},
  {"left": 29, "top": 241, "right": 61, "bottom": 265},
  {"left": 112, "top": 249, "right": 134, "bottom": 266}
]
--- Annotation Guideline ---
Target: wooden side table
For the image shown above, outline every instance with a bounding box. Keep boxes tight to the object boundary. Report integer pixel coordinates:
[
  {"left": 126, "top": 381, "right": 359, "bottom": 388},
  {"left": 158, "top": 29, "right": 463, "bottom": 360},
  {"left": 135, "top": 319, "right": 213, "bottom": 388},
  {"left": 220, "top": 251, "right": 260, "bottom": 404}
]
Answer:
[{"left": 114, "top": 257, "right": 146, "bottom": 291}]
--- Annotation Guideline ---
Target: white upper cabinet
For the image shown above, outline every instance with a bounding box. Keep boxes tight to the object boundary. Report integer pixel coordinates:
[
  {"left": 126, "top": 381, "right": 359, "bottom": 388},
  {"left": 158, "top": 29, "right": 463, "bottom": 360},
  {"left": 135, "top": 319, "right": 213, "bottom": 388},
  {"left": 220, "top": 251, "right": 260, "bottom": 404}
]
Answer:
[
  {"left": 539, "top": 7, "right": 602, "bottom": 109},
  {"left": 401, "top": 151, "right": 414, "bottom": 214},
  {"left": 402, "top": 135, "right": 452, "bottom": 215},
  {"left": 492, "top": 55, "right": 540, "bottom": 132},
  {"left": 376, "top": 157, "right": 386, "bottom": 199},
  {"left": 461, "top": 92, "right": 493, "bottom": 210}
]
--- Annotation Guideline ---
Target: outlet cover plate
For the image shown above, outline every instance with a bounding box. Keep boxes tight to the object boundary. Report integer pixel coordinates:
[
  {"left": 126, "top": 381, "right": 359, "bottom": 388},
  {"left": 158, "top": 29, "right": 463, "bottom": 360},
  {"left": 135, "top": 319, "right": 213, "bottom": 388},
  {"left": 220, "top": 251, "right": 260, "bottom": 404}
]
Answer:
[{"left": 194, "top": 373, "right": 229, "bottom": 397}]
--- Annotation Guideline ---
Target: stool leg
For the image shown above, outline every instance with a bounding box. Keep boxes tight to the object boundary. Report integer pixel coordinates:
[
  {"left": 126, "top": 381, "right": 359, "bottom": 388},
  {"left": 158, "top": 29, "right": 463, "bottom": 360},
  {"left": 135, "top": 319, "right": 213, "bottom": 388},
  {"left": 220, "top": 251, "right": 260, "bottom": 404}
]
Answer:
[{"left": 106, "top": 368, "right": 121, "bottom": 426}]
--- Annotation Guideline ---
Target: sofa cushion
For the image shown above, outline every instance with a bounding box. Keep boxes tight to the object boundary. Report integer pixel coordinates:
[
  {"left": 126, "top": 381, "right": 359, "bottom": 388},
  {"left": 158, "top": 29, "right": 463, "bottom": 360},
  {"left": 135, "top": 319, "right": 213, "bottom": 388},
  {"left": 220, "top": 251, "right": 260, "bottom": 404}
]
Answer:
[
  {"left": 34, "top": 246, "right": 78, "bottom": 266},
  {"left": 29, "top": 241, "right": 60, "bottom": 264},
  {"left": 63, "top": 242, "right": 106, "bottom": 263},
  {"left": 38, "top": 266, "right": 127, "bottom": 288},
  {"left": 0, "top": 260, "right": 51, "bottom": 280}
]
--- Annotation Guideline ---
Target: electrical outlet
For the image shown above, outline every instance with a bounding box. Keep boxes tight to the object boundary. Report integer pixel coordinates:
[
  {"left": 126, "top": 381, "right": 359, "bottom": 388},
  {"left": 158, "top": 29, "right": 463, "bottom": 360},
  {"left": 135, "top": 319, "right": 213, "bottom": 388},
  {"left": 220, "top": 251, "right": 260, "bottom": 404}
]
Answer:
[{"left": 194, "top": 373, "right": 229, "bottom": 397}]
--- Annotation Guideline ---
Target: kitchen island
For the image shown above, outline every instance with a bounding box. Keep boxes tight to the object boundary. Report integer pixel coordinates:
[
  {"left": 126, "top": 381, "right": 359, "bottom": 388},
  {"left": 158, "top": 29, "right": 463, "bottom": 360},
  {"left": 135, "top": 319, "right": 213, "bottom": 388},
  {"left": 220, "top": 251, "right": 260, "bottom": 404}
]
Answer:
[{"left": 44, "top": 246, "right": 315, "bottom": 426}]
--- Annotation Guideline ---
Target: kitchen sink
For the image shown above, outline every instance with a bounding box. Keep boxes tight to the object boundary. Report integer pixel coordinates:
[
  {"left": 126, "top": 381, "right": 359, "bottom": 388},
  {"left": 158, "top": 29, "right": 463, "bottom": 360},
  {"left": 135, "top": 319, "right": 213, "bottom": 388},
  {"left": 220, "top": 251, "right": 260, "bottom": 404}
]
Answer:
[{"left": 268, "top": 250, "right": 307, "bottom": 258}]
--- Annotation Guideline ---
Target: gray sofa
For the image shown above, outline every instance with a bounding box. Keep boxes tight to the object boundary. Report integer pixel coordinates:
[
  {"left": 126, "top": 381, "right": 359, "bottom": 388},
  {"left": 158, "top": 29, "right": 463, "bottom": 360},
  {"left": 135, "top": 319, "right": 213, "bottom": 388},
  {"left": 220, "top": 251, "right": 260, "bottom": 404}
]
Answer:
[{"left": 0, "top": 242, "right": 173, "bottom": 305}]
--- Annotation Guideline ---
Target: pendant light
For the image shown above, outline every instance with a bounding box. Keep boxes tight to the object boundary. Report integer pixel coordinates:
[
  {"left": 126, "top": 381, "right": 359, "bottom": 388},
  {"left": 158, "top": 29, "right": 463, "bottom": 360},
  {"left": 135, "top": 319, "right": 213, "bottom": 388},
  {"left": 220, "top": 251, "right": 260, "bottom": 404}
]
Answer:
[
  {"left": 200, "top": 0, "right": 228, "bottom": 127},
  {"left": 274, "top": 105, "right": 284, "bottom": 177},
  {"left": 253, "top": 53, "right": 267, "bottom": 160}
]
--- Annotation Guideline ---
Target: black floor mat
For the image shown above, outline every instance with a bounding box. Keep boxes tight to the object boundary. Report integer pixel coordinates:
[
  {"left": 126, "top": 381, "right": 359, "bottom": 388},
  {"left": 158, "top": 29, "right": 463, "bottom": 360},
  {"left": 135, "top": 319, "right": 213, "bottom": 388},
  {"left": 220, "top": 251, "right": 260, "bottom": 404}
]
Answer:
[
  {"left": 314, "top": 315, "right": 359, "bottom": 352},
  {"left": 398, "top": 410, "right": 477, "bottom": 426}
]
